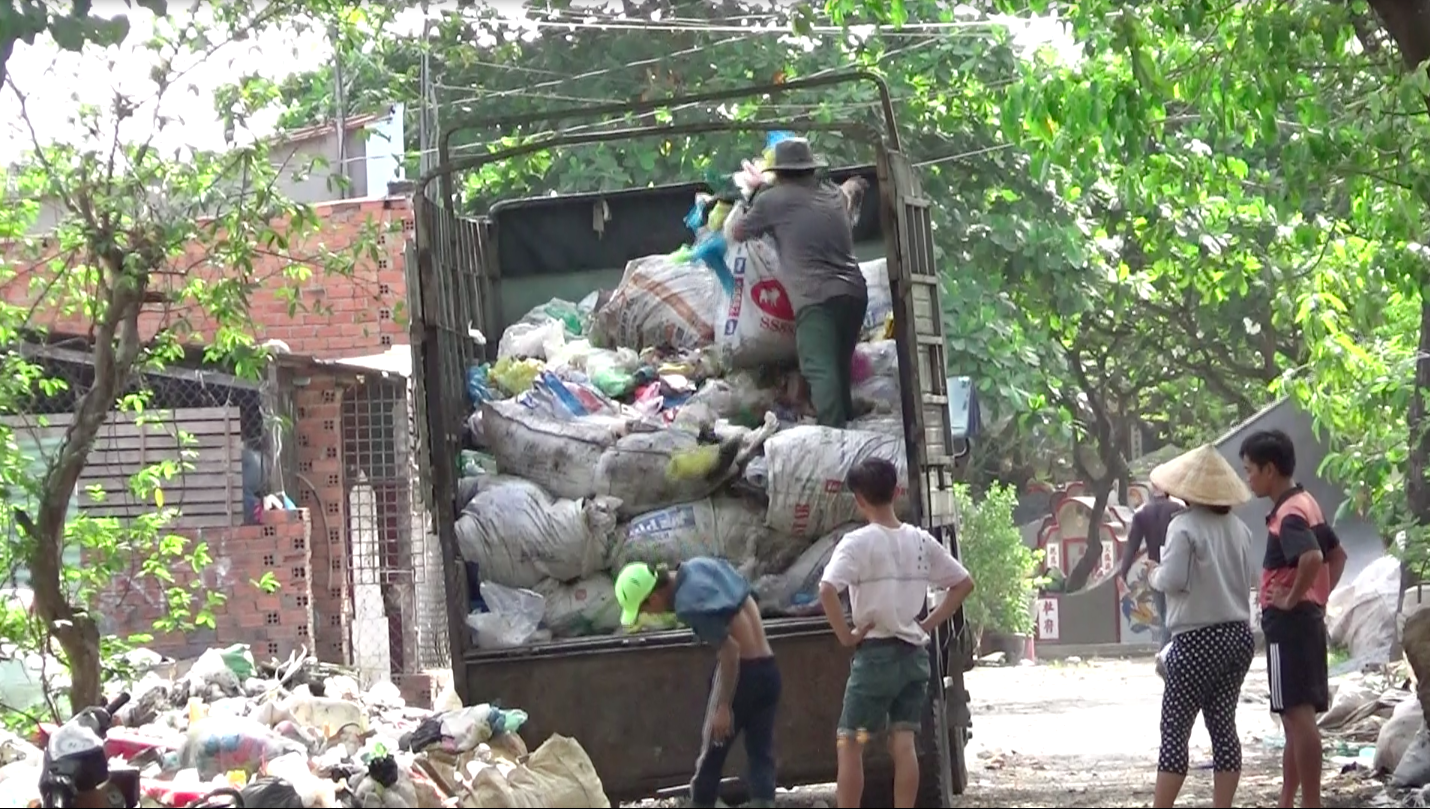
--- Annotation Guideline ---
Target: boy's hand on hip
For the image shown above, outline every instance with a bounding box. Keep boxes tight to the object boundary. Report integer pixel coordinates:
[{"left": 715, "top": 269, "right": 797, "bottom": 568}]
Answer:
[
  {"left": 842, "top": 624, "right": 873, "bottom": 647},
  {"left": 710, "top": 704, "right": 733, "bottom": 743}
]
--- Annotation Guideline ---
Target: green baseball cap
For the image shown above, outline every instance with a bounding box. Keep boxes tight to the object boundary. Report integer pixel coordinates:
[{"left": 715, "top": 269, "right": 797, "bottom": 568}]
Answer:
[{"left": 614, "top": 563, "right": 659, "bottom": 627}]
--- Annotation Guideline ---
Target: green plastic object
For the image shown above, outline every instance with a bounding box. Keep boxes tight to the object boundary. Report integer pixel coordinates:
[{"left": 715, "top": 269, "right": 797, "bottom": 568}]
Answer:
[
  {"left": 542, "top": 301, "right": 584, "bottom": 336},
  {"left": 220, "top": 644, "right": 255, "bottom": 680},
  {"left": 590, "top": 367, "right": 636, "bottom": 398}
]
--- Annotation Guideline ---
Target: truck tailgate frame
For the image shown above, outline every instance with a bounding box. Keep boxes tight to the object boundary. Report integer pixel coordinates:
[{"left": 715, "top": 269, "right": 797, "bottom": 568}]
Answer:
[{"left": 407, "top": 72, "right": 965, "bottom": 805}]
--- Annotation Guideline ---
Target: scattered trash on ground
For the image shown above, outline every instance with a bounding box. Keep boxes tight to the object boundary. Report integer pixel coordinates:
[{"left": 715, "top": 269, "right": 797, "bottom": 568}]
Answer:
[{"left": 0, "top": 645, "right": 609, "bottom": 807}]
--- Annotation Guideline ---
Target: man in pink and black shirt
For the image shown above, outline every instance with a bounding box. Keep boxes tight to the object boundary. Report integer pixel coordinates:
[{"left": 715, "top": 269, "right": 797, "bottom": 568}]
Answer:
[{"left": 1241, "top": 429, "right": 1348, "bottom": 808}]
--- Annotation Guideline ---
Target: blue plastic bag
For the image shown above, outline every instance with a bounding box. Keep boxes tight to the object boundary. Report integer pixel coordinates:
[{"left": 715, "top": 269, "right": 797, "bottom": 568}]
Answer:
[{"left": 466, "top": 363, "right": 495, "bottom": 407}]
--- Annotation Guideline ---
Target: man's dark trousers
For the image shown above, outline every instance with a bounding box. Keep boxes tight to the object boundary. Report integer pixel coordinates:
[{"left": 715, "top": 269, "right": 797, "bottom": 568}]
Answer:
[
  {"left": 690, "top": 657, "right": 782, "bottom": 807},
  {"left": 795, "top": 293, "right": 868, "bottom": 427}
]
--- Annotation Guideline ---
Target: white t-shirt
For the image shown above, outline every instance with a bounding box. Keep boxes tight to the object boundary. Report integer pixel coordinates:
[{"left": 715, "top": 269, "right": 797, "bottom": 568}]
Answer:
[{"left": 819, "top": 522, "right": 970, "bottom": 646}]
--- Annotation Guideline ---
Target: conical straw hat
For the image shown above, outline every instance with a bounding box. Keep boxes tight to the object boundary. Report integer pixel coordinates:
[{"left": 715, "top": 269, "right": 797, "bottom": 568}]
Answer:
[{"left": 1149, "top": 444, "right": 1252, "bottom": 507}]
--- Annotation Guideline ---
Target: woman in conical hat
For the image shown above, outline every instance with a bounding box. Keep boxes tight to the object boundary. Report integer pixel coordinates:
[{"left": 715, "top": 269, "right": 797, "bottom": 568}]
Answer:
[{"left": 1145, "top": 445, "right": 1257, "bottom": 808}]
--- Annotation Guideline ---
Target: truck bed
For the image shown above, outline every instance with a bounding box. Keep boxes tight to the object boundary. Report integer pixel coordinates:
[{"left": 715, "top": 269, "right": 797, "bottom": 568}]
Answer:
[{"left": 459, "top": 616, "right": 968, "bottom": 803}]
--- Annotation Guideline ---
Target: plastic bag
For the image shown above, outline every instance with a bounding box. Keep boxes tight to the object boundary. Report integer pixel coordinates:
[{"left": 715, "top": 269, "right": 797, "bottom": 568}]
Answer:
[
  {"left": 584, "top": 348, "right": 641, "bottom": 398},
  {"left": 467, "top": 734, "right": 610, "bottom": 808},
  {"left": 174, "top": 717, "right": 308, "bottom": 779},
  {"left": 468, "top": 582, "right": 546, "bottom": 648},
  {"left": 536, "top": 576, "right": 622, "bottom": 638},
  {"left": 851, "top": 339, "right": 900, "bottom": 411},
  {"left": 1326, "top": 555, "right": 1401, "bottom": 663},
  {"left": 237, "top": 777, "right": 304, "bottom": 808},
  {"left": 752, "top": 525, "right": 857, "bottom": 615},
  {"left": 498, "top": 300, "right": 585, "bottom": 360},
  {"left": 467, "top": 364, "right": 496, "bottom": 408},
  {"left": 480, "top": 400, "right": 629, "bottom": 499},
  {"left": 716, "top": 204, "right": 893, "bottom": 368},
  {"left": 491, "top": 357, "right": 545, "bottom": 396},
  {"left": 609, "top": 497, "right": 783, "bottom": 573},
  {"left": 453, "top": 475, "right": 619, "bottom": 588},
  {"left": 590, "top": 254, "right": 718, "bottom": 352},
  {"left": 763, "top": 425, "right": 908, "bottom": 539}
]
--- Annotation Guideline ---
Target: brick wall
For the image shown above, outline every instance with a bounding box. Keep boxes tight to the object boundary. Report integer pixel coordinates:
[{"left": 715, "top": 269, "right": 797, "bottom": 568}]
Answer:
[
  {"left": 98, "top": 509, "right": 316, "bottom": 661},
  {"left": 2, "top": 197, "right": 413, "bottom": 361},
  {"left": 290, "top": 370, "right": 351, "bottom": 665}
]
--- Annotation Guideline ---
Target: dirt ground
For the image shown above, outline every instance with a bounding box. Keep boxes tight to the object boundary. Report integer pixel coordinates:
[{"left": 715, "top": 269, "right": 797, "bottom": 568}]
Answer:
[
  {"left": 763, "top": 655, "right": 1387, "bottom": 807},
  {"left": 948, "top": 655, "right": 1383, "bottom": 807}
]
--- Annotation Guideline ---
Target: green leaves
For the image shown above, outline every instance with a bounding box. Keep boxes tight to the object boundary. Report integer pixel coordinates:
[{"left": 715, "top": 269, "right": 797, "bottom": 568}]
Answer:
[{"left": 954, "top": 482, "right": 1044, "bottom": 638}]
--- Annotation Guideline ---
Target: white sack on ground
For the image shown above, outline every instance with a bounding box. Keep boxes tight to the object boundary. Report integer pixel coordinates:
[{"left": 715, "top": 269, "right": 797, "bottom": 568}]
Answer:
[
  {"left": 454, "top": 475, "right": 619, "bottom": 589},
  {"left": 1393, "top": 724, "right": 1430, "bottom": 788},
  {"left": 753, "top": 524, "right": 858, "bottom": 615},
  {"left": 609, "top": 496, "right": 799, "bottom": 574},
  {"left": 466, "top": 734, "right": 610, "bottom": 808},
  {"left": 1376, "top": 698, "right": 1423, "bottom": 773},
  {"left": 764, "top": 425, "right": 908, "bottom": 539},
  {"left": 717, "top": 204, "right": 893, "bottom": 369},
  {"left": 1327, "top": 554, "right": 1401, "bottom": 663},
  {"left": 482, "top": 399, "right": 629, "bottom": 499},
  {"left": 589, "top": 254, "right": 717, "bottom": 352},
  {"left": 535, "top": 576, "right": 621, "bottom": 638}
]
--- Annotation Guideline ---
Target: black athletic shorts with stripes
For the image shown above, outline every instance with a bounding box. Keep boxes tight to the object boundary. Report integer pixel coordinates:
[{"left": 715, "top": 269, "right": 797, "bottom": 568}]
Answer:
[{"left": 1262, "top": 601, "right": 1329, "bottom": 715}]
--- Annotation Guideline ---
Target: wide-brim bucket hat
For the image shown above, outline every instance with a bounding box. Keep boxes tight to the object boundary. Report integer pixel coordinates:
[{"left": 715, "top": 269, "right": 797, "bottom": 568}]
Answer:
[
  {"left": 767, "top": 137, "right": 827, "bottom": 171},
  {"left": 1149, "top": 444, "right": 1252, "bottom": 507}
]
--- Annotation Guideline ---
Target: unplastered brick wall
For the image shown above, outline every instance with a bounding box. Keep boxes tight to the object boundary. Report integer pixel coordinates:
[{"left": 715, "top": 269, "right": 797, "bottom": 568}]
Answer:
[
  {"left": 1, "top": 197, "right": 413, "bottom": 361},
  {"left": 289, "top": 370, "right": 352, "bottom": 666},
  {"left": 97, "top": 509, "right": 316, "bottom": 661}
]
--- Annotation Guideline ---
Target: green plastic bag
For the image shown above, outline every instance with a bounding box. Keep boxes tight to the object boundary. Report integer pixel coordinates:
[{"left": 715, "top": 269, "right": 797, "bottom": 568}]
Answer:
[{"left": 219, "top": 644, "right": 255, "bottom": 680}]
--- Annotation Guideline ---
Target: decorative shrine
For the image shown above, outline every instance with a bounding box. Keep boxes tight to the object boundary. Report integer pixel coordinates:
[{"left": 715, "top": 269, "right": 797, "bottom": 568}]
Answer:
[{"left": 1027, "top": 480, "right": 1165, "bottom": 647}]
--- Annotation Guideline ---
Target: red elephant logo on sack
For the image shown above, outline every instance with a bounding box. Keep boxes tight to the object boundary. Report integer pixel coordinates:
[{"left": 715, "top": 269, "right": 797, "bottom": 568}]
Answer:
[{"left": 750, "top": 279, "right": 795, "bottom": 321}]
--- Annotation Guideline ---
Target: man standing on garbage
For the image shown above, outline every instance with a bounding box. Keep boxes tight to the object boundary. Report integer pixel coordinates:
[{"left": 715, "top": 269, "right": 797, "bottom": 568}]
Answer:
[
  {"left": 818, "top": 457, "right": 975, "bottom": 809},
  {"left": 730, "top": 136, "right": 868, "bottom": 428},
  {"left": 1240, "top": 428, "right": 1348, "bottom": 809},
  {"left": 1117, "top": 484, "right": 1184, "bottom": 648},
  {"left": 614, "top": 558, "right": 781, "bottom": 809}
]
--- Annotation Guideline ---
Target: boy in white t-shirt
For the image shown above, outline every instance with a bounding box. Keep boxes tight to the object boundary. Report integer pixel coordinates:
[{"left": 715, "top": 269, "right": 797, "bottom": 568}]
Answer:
[{"left": 818, "top": 457, "right": 974, "bottom": 809}]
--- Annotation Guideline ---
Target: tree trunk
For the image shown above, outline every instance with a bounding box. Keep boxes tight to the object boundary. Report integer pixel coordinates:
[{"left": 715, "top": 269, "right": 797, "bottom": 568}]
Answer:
[
  {"left": 1064, "top": 477, "right": 1113, "bottom": 593},
  {"left": 26, "top": 272, "right": 144, "bottom": 711},
  {"left": 1368, "top": 0, "right": 1430, "bottom": 533}
]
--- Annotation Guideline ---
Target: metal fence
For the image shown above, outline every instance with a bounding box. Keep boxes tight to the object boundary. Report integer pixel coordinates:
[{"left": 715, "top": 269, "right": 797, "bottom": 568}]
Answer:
[{"left": 15, "top": 346, "right": 272, "bottom": 528}]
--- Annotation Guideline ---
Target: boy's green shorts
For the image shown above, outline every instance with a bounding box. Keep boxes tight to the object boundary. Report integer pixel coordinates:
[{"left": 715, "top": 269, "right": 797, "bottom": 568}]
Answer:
[{"left": 837, "top": 638, "right": 930, "bottom": 740}]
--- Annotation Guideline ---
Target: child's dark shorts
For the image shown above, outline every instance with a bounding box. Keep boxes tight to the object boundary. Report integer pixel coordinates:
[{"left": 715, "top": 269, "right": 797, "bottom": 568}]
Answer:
[{"left": 837, "top": 637, "right": 930, "bottom": 741}]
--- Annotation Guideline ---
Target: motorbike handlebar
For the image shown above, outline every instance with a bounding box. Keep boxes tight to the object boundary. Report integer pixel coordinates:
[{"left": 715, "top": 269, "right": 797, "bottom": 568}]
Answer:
[{"left": 104, "top": 693, "right": 131, "bottom": 717}]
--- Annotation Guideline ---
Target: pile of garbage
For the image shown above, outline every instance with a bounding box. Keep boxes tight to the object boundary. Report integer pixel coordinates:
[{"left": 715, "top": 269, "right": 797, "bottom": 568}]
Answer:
[
  {"left": 0, "top": 646, "right": 609, "bottom": 807},
  {"left": 457, "top": 134, "right": 910, "bottom": 646}
]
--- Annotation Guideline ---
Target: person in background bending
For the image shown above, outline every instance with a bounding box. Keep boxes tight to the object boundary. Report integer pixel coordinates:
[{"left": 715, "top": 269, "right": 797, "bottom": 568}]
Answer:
[
  {"left": 613, "top": 559, "right": 781, "bottom": 809},
  {"left": 730, "top": 137, "right": 868, "bottom": 428},
  {"left": 1118, "top": 484, "right": 1185, "bottom": 647},
  {"left": 1241, "top": 429, "right": 1348, "bottom": 809},
  {"left": 1146, "top": 445, "right": 1258, "bottom": 808}
]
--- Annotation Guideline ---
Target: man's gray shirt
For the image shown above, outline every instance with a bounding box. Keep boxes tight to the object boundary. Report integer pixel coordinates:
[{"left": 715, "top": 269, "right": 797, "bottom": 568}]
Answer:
[{"left": 738, "top": 178, "right": 866, "bottom": 312}]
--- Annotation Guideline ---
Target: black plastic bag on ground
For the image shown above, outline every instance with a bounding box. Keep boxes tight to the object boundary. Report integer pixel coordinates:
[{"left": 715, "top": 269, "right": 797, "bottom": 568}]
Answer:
[{"left": 238, "top": 777, "right": 303, "bottom": 807}]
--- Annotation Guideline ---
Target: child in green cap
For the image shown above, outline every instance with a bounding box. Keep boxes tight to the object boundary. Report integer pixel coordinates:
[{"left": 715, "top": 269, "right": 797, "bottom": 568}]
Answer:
[{"left": 614, "top": 557, "right": 779, "bottom": 809}]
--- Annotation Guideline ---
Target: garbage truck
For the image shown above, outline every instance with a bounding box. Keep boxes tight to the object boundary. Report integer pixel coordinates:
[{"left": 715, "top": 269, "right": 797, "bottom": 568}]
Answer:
[{"left": 405, "top": 74, "right": 972, "bottom": 806}]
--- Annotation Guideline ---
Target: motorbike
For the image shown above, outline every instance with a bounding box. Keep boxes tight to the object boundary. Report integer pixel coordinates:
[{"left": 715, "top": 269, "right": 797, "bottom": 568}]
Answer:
[{"left": 36, "top": 692, "right": 245, "bottom": 808}]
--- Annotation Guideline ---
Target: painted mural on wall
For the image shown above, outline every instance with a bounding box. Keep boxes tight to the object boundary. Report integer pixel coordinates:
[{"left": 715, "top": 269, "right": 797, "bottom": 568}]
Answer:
[{"left": 1117, "top": 551, "right": 1163, "bottom": 641}]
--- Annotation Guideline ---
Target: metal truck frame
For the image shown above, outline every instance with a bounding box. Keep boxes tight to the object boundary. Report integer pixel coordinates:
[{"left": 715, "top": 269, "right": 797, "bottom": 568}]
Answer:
[{"left": 406, "top": 73, "right": 972, "bottom": 807}]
